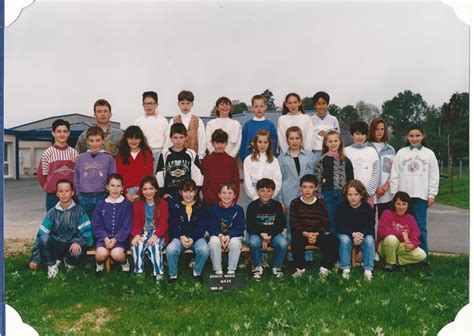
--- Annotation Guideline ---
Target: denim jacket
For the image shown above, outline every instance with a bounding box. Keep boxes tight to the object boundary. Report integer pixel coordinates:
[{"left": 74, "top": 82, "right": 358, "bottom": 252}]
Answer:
[{"left": 277, "top": 149, "right": 316, "bottom": 206}]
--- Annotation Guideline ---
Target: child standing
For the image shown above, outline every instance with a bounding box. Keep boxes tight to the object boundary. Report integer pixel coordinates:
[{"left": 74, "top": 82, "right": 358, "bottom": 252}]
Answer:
[
  {"left": 92, "top": 174, "right": 132, "bottom": 277},
  {"left": 29, "top": 179, "right": 93, "bottom": 278},
  {"left": 310, "top": 91, "right": 340, "bottom": 161},
  {"left": 243, "top": 129, "right": 282, "bottom": 203},
  {"left": 155, "top": 123, "right": 203, "bottom": 198},
  {"left": 131, "top": 176, "right": 169, "bottom": 282},
  {"left": 336, "top": 180, "right": 375, "bottom": 281},
  {"left": 367, "top": 118, "right": 396, "bottom": 219},
  {"left": 208, "top": 182, "right": 245, "bottom": 275},
  {"left": 390, "top": 125, "right": 439, "bottom": 263},
  {"left": 166, "top": 179, "right": 210, "bottom": 283},
  {"left": 239, "top": 94, "right": 278, "bottom": 160},
  {"left": 247, "top": 178, "right": 288, "bottom": 280},
  {"left": 344, "top": 121, "right": 380, "bottom": 206},
  {"left": 38, "top": 119, "right": 78, "bottom": 211},
  {"left": 201, "top": 129, "right": 240, "bottom": 206},
  {"left": 116, "top": 126, "right": 154, "bottom": 203},
  {"left": 74, "top": 126, "right": 116, "bottom": 218},
  {"left": 314, "top": 130, "right": 354, "bottom": 233},
  {"left": 290, "top": 175, "right": 338, "bottom": 278},
  {"left": 206, "top": 97, "right": 242, "bottom": 158},
  {"left": 133, "top": 91, "right": 169, "bottom": 172},
  {"left": 165, "top": 90, "right": 207, "bottom": 160},
  {"left": 377, "top": 192, "right": 427, "bottom": 270},
  {"left": 277, "top": 93, "right": 314, "bottom": 153}
]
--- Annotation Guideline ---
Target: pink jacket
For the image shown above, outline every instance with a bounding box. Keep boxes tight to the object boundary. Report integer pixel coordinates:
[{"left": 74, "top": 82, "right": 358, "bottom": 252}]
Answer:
[{"left": 376, "top": 210, "right": 421, "bottom": 249}]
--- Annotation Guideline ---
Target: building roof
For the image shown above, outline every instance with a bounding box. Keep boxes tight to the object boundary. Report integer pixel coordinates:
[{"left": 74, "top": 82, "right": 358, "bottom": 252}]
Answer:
[{"left": 11, "top": 113, "right": 120, "bottom": 131}]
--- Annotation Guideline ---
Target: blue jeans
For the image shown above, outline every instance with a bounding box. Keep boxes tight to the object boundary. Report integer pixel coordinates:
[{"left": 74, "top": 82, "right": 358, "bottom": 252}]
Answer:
[
  {"left": 322, "top": 189, "right": 344, "bottom": 234},
  {"left": 39, "top": 234, "right": 85, "bottom": 266},
  {"left": 248, "top": 233, "right": 288, "bottom": 269},
  {"left": 338, "top": 233, "right": 375, "bottom": 270},
  {"left": 79, "top": 192, "right": 107, "bottom": 219},
  {"left": 166, "top": 238, "right": 210, "bottom": 277},
  {"left": 411, "top": 198, "right": 428, "bottom": 260},
  {"left": 45, "top": 193, "right": 59, "bottom": 211}
]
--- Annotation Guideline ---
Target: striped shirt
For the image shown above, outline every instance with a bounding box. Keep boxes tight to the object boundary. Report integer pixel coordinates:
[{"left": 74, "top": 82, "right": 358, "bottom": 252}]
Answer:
[
  {"left": 37, "top": 145, "right": 78, "bottom": 193},
  {"left": 289, "top": 197, "right": 328, "bottom": 235}
]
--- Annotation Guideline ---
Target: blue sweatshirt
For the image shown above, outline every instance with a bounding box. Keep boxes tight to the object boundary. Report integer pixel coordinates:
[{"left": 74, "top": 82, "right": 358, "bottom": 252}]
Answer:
[
  {"left": 335, "top": 200, "right": 375, "bottom": 237},
  {"left": 208, "top": 203, "right": 245, "bottom": 238},
  {"left": 239, "top": 119, "right": 278, "bottom": 160},
  {"left": 168, "top": 198, "right": 210, "bottom": 241}
]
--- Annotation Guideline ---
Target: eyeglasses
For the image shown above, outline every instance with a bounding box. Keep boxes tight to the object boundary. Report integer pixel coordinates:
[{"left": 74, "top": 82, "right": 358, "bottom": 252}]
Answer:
[{"left": 143, "top": 102, "right": 157, "bottom": 106}]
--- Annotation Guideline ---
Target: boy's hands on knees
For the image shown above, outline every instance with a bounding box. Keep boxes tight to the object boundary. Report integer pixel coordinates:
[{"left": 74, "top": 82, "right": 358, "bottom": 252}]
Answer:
[
  {"left": 352, "top": 232, "right": 364, "bottom": 246},
  {"left": 104, "top": 237, "right": 117, "bottom": 249},
  {"left": 219, "top": 234, "right": 229, "bottom": 249},
  {"left": 131, "top": 235, "right": 142, "bottom": 246},
  {"left": 147, "top": 235, "right": 158, "bottom": 246},
  {"left": 260, "top": 233, "right": 271, "bottom": 251},
  {"left": 29, "top": 261, "right": 38, "bottom": 271},
  {"left": 180, "top": 235, "right": 193, "bottom": 249},
  {"left": 70, "top": 243, "right": 82, "bottom": 256}
]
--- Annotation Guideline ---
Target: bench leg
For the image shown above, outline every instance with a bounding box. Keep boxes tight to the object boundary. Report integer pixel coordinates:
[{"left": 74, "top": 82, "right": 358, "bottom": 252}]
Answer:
[{"left": 105, "top": 258, "right": 111, "bottom": 272}]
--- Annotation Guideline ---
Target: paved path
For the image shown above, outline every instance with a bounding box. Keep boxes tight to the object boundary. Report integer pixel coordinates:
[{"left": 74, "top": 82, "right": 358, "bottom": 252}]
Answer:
[{"left": 3, "top": 177, "right": 470, "bottom": 254}]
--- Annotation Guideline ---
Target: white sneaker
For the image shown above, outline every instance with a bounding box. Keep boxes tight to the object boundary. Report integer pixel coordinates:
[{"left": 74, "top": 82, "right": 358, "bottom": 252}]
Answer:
[
  {"left": 96, "top": 263, "right": 105, "bottom": 272},
  {"left": 292, "top": 268, "right": 306, "bottom": 278},
  {"left": 227, "top": 270, "right": 235, "bottom": 275},
  {"left": 342, "top": 269, "right": 351, "bottom": 280},
  {"left": 252, "top": 266, "right": 263, "bottom": 281},
  {"left": 47, "top": 260, "right": 61, "bottom": 278},
  {"left": 121, "top": 259, "right": 130, "bottom": 272},
  {"left": 63, "top": 258, "right": 75, "bottom": 271},
  {"left": 214, "top": 270, "right": 223, "bottom": 275},
  {"left": 364, "top": 270, "right": 373, "bottom": 281},
  {"left": 319, "top": 267, "right": 330, "bottom": 279},
  {"left": 272, "top": 268, "right": 284, "bottom": 279}
]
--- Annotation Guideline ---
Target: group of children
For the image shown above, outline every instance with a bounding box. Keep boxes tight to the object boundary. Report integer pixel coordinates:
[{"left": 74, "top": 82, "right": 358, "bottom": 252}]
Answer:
[{"left": 29, "top": 89, "right": 440, "bottom": 283}]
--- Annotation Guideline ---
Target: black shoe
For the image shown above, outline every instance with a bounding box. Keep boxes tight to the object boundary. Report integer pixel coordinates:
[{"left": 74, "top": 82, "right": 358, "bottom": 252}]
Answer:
[
  {"left": 194, "top": 275, "right": 204, "bottom": 284},
  {"left": 383, "top": 264, "right": 394, "bottom": 272},
  {"left": 168, "top": 277, "right": 177, "bottom": 285}
]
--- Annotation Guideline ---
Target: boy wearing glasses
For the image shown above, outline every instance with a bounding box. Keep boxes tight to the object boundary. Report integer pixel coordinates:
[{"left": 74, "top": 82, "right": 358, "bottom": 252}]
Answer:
[{"left": 133, "top": 91, "right": 169, "bottom": 172}]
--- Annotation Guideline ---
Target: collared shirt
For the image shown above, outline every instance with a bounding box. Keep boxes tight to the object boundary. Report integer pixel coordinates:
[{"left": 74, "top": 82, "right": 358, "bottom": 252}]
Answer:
[{"left": 76, "top": 125, "right": 124, "bottom": 157}]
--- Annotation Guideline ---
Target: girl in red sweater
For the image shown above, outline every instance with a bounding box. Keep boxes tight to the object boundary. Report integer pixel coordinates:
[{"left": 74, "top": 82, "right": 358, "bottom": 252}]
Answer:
[
  {"left": 131, "top": 176, "right": 169, "bottom": 282},
  {"left": 116, "top": 126, "right": 154, "bottom": 203},
  {"left": 377, "top": 191, "right": 427, "bottom": 271}
]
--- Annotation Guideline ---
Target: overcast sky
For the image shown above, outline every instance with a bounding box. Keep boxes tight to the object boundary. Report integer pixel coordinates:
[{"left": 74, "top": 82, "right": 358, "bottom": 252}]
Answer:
[{"left": 4, "top": 0, "right": 469, "bottom": 129}]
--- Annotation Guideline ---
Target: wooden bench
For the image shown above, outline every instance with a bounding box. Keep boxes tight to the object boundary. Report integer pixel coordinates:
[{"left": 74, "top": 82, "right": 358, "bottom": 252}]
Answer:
[{"left": 87, "top": 245, "right": 359, "bottom": 272}]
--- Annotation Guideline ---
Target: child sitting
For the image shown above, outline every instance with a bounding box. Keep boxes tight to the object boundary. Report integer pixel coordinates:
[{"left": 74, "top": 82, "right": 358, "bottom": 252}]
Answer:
[
  {"left": 165, "top": 179, "right": 210, "bottom": 283},
  {"left": 208, "top": 182, "right": 245, "bottom": 275},
  {"left": 201, "top": 129, "right": 240, "bottom": 206},
  {"left": 247, "top": 178, "right": 287, "bottom": 280},
  {"left": 131, "top": 176, "right": 169, "bottom": 282},
  {"left": 377, "top": 191, "right": 427, "bottom": 270},
  {"left": 336, "top": 180, "right": 375, "bottom": 281},
  {"left": 290, "top": 175, "right": 338, "bottom": 278},
  {"left": 92, "top": 173, "right": 133, "bottom": 277},
  {"left": 29, "top": 179, "right": 93, "bottom": 278}
]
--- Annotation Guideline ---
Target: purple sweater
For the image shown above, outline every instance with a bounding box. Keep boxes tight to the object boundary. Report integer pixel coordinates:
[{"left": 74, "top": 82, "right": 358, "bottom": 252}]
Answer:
[
  {"left": 92, "top": 196, "right": 133, "bottom": 248},
  {"left": 74, "top": 151, "right": 116, "bottom": 196}
]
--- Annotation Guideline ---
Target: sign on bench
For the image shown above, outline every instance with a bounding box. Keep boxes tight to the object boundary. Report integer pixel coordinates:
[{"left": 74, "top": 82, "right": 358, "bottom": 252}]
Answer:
[{"left": 209, "top": 273, "right": 244, "bottom": 291}]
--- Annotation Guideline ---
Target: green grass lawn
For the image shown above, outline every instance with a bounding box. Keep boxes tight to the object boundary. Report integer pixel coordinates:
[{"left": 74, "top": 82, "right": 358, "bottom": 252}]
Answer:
[
  {"left": 5, "top": 253, "right": 468, "bottom": 335},
  {"left": 436, "top": 173, "right": 469, "bottom": 209}
]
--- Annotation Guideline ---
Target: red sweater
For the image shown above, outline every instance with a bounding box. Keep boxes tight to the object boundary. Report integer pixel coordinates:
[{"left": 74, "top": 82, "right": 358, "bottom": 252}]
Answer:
[
  {"left": 131, "top": 199, "right": 169, "bottom": 244},
  {"left": 376, "top": 209, "right": 421, "bottom": 249},
  {"left": 201, "top": 151, "right": 240, "bottom": 206},
  {"left": 37, "top": 145, "right": 78, "bottom": 193},
  {"left": 116, "top": 150, "right": 154, "bottom": 195}
]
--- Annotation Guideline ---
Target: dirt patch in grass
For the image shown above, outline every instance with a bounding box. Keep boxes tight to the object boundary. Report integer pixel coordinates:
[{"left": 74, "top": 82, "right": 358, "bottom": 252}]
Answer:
[
  {"left": 4, "top": 238, "right": 34, "bottom": 256},
  {"left": 57, "top": 307, "right": 111, "bottom": 334}
]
